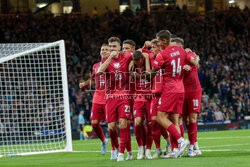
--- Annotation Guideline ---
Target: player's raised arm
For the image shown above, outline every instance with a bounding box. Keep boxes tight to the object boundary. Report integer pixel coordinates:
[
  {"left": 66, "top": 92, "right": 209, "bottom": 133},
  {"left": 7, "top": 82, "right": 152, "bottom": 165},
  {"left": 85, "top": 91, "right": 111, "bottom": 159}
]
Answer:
[
  {"left": 142, "top": 52, "right": 150, "bottom": 73},
  {"left": 143, "top": 40, "right": 151, "bottom": 49},
  {"left": 97, "top": 51, "right": 117, "bottom": 75}
]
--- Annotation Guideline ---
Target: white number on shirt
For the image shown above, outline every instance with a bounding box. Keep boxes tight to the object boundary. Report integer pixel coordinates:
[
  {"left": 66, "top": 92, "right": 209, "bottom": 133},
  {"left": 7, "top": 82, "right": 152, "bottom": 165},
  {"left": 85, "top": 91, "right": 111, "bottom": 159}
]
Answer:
[
  {"left": 125, "top": 105, "right": 130, "bottom": 113},
  {"left": 171, "top": 58, "right": 181, "bottom": 77},
  {"left": 192, "top": 99, "right": 199, "bottom": 107},
  {"left": 158, "top": 98, "right": 161, "bottom": 105},
  {"left": 115, "top": 73, "right": 122, "bottom": 80}
]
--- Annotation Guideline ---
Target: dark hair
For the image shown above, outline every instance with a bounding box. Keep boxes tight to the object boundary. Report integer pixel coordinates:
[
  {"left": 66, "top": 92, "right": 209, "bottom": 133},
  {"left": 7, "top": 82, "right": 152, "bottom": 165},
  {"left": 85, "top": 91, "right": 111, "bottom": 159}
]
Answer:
[
  {"left": 123, "top": 39, "right": 136, "bottom": 48},
  {"left": 170, "top": 34, "right": 178, "bottom": 38},
  {"left": 101, "top": 43, "right": 109, "bottom": 47},
  {"left": 171, "top": 37, "right": 184, "bottom": 47},
  {"left": 108, "top": 37, "right": 121, "bottom": 44},
  {"left": 156, "top": 30, "right": 171, "bottom": 43},
  {"left": 132, "top": 51, "right": 143, "bottom": 61}
]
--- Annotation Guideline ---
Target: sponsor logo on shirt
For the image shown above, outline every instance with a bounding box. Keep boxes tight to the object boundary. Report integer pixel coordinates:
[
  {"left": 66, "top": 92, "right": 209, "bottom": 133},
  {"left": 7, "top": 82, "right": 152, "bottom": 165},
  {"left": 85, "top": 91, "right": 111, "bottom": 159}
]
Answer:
[{"left": 133, "top": 110, "right": 136, "bottom": 115}]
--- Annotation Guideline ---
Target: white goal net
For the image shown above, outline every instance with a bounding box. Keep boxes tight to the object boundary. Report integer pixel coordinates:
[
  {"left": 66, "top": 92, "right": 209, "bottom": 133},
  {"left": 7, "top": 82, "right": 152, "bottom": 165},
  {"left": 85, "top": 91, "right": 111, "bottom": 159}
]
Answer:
[{"left": 0, "top": 40, "right": 72, "bottom": 157}]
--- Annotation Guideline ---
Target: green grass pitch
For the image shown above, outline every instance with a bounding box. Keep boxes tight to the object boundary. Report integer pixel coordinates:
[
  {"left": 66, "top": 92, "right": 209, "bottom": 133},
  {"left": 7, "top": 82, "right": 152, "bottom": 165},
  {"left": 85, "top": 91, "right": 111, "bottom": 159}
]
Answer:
[{"left": 0, "top": 129, "right": 250, "bottom": 167}]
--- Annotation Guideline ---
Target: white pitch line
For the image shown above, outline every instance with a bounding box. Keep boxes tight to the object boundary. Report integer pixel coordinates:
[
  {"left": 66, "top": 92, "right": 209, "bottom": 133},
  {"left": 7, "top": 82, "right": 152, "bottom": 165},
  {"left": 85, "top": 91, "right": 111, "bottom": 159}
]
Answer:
[
  {"left": 200, "top": 143, "right": 250, "bottom": 148},
  {"left": 74, "top": 136, "right": 250, "bottom": 146},
  {"left": 198, "top": 136, "right": 250, "bottom": 140},
  {"left": 73, "top": 149, "right": 250, "bottom": 153},
  {"left": 202, "top": 149, "right": 250, "bottom": 152},
  {"left": 73, "top": 143, "right": 250, "bottom": 153}
]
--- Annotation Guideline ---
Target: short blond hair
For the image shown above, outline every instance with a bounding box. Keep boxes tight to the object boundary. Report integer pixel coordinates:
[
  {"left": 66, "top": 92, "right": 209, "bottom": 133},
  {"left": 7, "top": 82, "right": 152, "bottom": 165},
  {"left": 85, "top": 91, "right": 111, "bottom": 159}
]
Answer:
[{"left": 151, "top": 39, "right": 158, "bottom": 45}]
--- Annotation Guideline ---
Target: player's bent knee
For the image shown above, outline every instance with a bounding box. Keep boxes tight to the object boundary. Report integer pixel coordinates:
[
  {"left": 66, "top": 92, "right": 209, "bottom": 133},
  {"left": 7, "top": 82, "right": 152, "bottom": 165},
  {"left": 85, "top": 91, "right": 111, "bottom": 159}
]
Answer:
[
  {"left": 151, "top": 116, "right": 157, "bottom": 121},
  {"left": 134, "top": 117, "right": 142, "bottom": 126},
  {"left": 108, "top": 122, "right": 116, "bottom": 132},
  {"left": 156, "top": 115, "right": 162, "bottom": 124},
  {"left": 119, "top": 118, "right": 127, "bottom": 129},
  {"left": 91, "top": 120, "right": 99, "bottom": 125},
  {"left": 189, "top": 113, "right": 197, "bottom": 123}
]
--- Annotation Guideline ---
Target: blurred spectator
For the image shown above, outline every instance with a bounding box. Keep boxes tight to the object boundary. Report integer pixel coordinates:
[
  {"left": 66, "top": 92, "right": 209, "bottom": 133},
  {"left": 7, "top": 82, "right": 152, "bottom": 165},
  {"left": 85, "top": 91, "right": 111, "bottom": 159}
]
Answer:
[
  {"left": 221, "top": 105, "right": 229, "bottom": 121},
  {"left": 92, "top": 7, "right": 98, "bottom": 18},
  {"left": 0, "top": 7, "right": 249, "bottom": 135},
  {"left": 75, "top": 90, "right": 84, "bottom": 113},
  {"left": 78, "top": 110, "right": 85, "bottom": 140},
  {"left": 213, "top": 106, "right": 224, "bottom": 121}
]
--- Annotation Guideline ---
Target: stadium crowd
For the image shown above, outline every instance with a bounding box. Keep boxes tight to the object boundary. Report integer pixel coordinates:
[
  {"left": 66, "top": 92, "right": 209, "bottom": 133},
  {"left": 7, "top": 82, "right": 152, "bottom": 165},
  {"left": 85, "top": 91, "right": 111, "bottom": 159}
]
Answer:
[{"left": 0, "top": 6, "right": 249, "bottom": 130}]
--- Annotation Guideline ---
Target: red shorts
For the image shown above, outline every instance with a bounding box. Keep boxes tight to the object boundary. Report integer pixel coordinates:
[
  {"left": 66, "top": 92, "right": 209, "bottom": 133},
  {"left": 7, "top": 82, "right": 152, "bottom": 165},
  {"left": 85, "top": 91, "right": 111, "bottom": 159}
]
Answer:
[
  {"left": 106, "top": 99, "right": 131, "bottom": 123},
  {"left": 133, "top": 100, "right": 151, "bottom": 122},
  {"left": 158, "top": 93, "right": 184, "bottom": 114},
  {"left": 130, "top": 99, "right": 134, "bottom": 120},
  {"left": 150, "top": 95, "right": 161, "bottom": 117},
  {"left": 90, "top": 103, "right": 106, "bottom": 121},
  {"left": 183, "top": 90, "right": 202, "bottom": 115}
]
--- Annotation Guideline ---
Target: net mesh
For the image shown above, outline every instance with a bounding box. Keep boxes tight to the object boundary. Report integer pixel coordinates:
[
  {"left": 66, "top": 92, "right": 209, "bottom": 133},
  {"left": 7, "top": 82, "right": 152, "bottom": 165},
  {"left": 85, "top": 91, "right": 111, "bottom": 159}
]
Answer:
[
  {"left": 0, "top": 43, "right": 48, "bottom": 58},
  {"left": 0, "top": 43, "right": 68, "bottom": 156}
]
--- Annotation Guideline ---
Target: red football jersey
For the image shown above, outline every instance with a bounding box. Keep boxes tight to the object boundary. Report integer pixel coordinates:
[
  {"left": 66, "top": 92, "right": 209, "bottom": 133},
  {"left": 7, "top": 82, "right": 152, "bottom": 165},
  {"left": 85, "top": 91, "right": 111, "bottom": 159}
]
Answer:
[
  {"left": 91, "top": 62, "right": 106, "bottom": 104},
  {"left": 102, "top": 53, "right": 132, "bottom": 97},
  {"left": 153, "top": 46, "right": 192, "bottom": 93},
  {"left": 183, "top": 52, "right": 202, "bottom": 92},
  {"left": 149, "top": 54, "right": 163, "bottom": 94},
  {"left": 133, "top": 67, "right": 151, "bottom": 101}
]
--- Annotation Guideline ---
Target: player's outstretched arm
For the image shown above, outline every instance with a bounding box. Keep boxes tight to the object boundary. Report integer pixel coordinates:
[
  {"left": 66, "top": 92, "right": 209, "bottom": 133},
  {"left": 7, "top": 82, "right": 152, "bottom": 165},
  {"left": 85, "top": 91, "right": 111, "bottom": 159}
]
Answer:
[
  {"left": 128, "top": 60, "right": 135, "bottom": 72},
  {"left": 97, "top": 51, "right": 117, "bottom": 75},
  {"left": 79, "top": 78, "right": 95, "bottom": 89}
]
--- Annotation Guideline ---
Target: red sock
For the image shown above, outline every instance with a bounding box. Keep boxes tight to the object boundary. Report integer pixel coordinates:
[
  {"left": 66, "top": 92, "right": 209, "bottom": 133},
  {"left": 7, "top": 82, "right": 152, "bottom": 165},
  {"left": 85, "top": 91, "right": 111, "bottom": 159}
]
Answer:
[
  {"left": 109, "top": 129, "right": 119, "bottom": 150},
  {"left": 160, "top": 126, "right": 169, "bottom": 139},
  {"left": 142, "top": 124, "right": 147, "bottom": 146},
  {"left": 146, "top": 123, "right": 153, "bottom": 149},
  {"left": 152, "top": 121, "right": 161, "bottom": 148},
  {"left": 188, "top": 122, "right": 197, "bottom": 145},
  {"left": 126, "top": 123, "right": 132, "bottom": 152},
  {"left": 135, "top": 125, "right": 143, "bottom": 146},
  {"left": 180, "top": 124, "right": 184, "bottom": 137},
  {"left": 170, "top": 134, "right": 178, "bottom": 150},
  {"left": 166, "top": 124, "right": 182, "bottom": 141},
  {"left": 119, "top": 128, "right": 128, "bottom": 154},
  {"left": 92, "top": 123, "right": 105, "bottom": 142}
]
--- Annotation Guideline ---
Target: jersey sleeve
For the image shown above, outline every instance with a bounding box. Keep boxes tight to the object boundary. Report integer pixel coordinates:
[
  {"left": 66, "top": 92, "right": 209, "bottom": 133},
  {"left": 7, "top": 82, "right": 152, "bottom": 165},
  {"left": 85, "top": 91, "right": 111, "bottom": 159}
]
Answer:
[
  {"left": 91, "top": 64, "right": 96, "bottom": 80},
  {"left": 124, "top": 52, "right": 133, "bottom": 60},
  {"left": 142, "top": 48, "right": 152, "bottom": 54},
  {"left": 185, "top": 51, "right": 196, "bottom": 65},
  {"left": 152, "top": 53, "right": 164, "bottom": 70}
]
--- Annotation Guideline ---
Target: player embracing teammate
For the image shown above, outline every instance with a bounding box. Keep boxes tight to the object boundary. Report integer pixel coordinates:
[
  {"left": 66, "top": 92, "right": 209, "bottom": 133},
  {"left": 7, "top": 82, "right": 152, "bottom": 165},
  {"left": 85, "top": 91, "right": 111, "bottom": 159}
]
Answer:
[
  {"left": 133, "top": 30, "right": 200, "bottom": 158},
  {"left": 80, "top": 29, "right": 202, "bottom": 161}
]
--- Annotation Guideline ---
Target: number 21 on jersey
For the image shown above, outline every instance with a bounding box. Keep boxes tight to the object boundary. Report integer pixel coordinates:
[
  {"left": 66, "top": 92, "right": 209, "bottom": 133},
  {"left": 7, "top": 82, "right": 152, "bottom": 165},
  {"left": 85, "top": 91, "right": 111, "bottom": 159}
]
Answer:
[{"left": 171, "top": 58, "right": 181, "bottom": 77}]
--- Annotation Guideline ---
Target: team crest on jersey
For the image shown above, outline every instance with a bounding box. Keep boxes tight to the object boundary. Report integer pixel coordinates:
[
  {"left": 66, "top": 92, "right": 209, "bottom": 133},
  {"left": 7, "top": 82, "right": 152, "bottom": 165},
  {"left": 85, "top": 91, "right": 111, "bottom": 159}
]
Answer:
[
  {"left": 113, "top": 62, "right": 121, "bottom": 69},
  {"left": 154, "top": 60, "right": 158, "bottom": 65}
]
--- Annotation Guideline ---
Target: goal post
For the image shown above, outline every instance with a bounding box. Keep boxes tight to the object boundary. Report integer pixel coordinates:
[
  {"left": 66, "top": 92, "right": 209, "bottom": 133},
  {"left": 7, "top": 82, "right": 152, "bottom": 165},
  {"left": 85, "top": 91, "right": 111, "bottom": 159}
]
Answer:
[{"left": 0, "top": 40, "right": 72, "bottom": 157}]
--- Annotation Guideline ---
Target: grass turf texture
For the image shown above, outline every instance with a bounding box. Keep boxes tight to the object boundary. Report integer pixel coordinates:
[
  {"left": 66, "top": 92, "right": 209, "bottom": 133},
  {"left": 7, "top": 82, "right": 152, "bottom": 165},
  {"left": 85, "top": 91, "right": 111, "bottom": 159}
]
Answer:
[{"left": 0, "top": 129, "right": 250, "bottom": 167}]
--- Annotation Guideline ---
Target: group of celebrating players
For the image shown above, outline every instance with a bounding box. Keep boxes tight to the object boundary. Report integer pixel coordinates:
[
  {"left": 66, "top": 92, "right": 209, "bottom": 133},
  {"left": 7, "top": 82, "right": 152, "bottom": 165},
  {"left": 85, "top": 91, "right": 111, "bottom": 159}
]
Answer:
[{"left": 79, "top": 29, "right": 202, "bottom": 161}]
